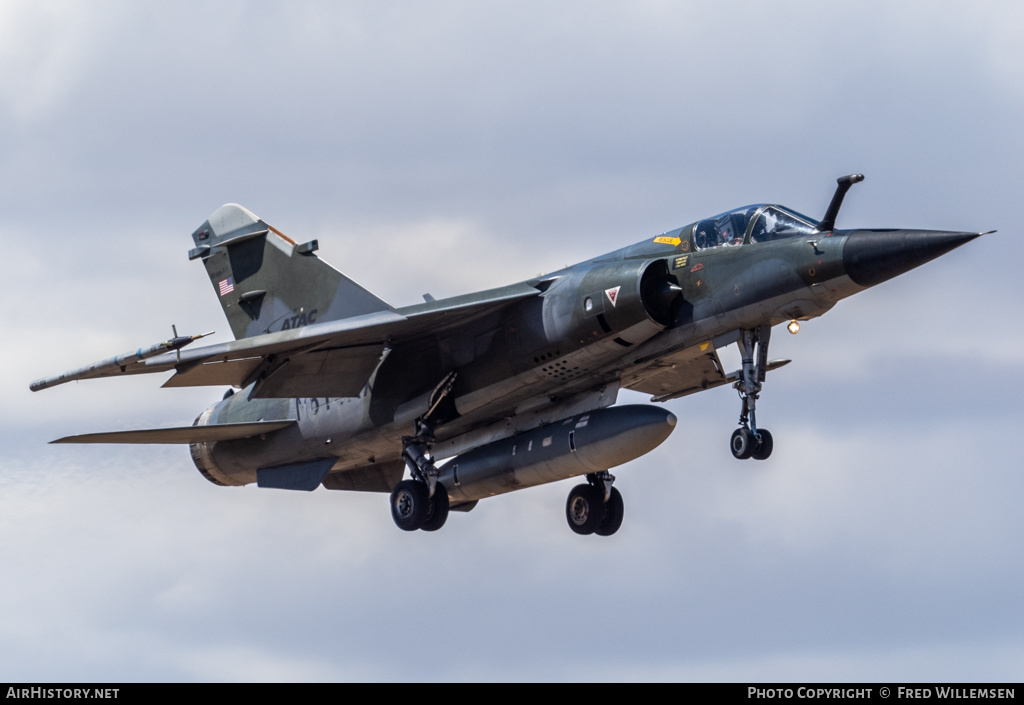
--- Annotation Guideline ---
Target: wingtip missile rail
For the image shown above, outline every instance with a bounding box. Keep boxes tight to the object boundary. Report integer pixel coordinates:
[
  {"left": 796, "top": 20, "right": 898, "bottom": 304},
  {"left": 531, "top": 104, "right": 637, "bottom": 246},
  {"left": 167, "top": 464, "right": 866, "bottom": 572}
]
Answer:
[{"left": 30, "top": 331, "right": 214, "bottom": 392}]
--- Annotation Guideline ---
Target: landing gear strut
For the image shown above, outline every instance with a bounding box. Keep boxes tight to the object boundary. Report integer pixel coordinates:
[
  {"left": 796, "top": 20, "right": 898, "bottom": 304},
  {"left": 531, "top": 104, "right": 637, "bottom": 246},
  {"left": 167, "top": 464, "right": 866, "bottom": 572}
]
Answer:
[
  {"left": 732, "top": 326, "right": 773, "bottom": 461},
  {"left": 390, "top": 373, "right": 456, "bottom": 532},
  {"left": 565, "top": 471, "right": 624, "bottom": 536}
]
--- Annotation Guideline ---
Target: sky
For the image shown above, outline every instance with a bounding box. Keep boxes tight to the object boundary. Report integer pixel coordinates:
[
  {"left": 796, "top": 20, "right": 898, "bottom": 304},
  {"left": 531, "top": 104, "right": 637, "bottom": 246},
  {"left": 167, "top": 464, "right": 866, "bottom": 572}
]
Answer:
[{"left": 1, "top": 0, "right": 1023, "bottom": 682}]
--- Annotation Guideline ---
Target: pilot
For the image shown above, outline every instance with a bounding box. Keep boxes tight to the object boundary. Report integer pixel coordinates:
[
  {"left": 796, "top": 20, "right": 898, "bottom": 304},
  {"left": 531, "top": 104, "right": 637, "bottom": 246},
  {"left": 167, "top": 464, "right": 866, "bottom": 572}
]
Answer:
[
  {"left": 718, "top": 228, "right": 741, "bottom": 247},
  {"left": 697, "top": 229, "right": 711, "bottom": 249},
  {"left": 750, "top": 217, "right": 767, "bottom": 242}
]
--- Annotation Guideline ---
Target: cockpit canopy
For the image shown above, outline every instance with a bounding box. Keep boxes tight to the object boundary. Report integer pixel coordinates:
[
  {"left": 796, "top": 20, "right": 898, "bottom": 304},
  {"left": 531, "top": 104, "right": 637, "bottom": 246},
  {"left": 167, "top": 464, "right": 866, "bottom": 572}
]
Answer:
[{"left": 694, "top": 205, "right": 819, "bottom": 250}]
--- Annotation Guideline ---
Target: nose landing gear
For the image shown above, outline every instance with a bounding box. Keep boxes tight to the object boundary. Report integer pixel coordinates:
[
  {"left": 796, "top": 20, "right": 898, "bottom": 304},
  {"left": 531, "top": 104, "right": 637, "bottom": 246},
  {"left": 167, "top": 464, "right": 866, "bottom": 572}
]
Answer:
[{"left": 731, "top": 326, "right": 774, "bottom": 461}]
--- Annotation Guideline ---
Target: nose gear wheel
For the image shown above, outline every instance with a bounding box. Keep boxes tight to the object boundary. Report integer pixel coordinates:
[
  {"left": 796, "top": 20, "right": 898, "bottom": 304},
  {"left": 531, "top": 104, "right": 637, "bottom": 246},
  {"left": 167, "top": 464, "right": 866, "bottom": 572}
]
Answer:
[{"left": 731, "top": 326, "right": 774, "bottom": 461}]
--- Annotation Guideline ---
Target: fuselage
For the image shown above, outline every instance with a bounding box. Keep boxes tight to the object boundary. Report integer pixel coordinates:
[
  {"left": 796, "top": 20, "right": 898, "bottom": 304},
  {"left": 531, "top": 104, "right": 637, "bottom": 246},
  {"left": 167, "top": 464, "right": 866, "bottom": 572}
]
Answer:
[{"left": 191, "top": 199, "right": 978, "bottom": 494}]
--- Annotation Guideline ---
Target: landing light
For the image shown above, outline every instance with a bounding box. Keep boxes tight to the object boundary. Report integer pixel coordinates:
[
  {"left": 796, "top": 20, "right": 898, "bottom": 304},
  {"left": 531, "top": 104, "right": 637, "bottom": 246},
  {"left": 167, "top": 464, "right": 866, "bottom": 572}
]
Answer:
[{"left": 788, "top": 320, "right": 800, "bottom": 335}]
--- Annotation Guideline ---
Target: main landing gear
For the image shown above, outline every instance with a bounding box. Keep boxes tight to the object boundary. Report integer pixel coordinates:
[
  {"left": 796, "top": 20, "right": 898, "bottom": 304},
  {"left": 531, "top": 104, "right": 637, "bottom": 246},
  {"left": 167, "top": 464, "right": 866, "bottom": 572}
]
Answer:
[
  {"left": 390, "top": 373, "right": 456, "bottom": 532},
  {"left": 565, "top": 471, "right": 624, "bottom": 537},
  {"left": 390, "top": 418, "right": 452, "bottom": 532},
  {"left": 731, "top": 326, "right": 774, "bottom": 461}
]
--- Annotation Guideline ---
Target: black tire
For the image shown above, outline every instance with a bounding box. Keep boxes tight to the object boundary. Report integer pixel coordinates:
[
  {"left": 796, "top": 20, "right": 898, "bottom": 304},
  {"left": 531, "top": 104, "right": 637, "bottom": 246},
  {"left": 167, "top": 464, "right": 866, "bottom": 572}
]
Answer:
[
  {"left": 752, "top": 429, "right": 774, "bottom": 460},
  {"left": 595, "top": 487, "right": 624, "bottom": 537},
  {"left": 391, "top": 480, "right": 429, "bottom": 531},
  {"left": 566, "top": 483, "right": 604, "bottom": 535},
  {"left": 420, "top": 482, "right": 450, "bottom": 532},
  {"left": 730, "top": 427, "right": 756, "bottom": 459}
]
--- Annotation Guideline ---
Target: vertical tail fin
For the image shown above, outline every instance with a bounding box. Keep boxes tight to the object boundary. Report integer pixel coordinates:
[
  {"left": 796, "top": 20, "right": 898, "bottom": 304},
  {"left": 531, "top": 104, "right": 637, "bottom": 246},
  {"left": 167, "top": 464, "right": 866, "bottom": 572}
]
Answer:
[{"left": 189, "top": 204, "right": 392, "bottom": 339}]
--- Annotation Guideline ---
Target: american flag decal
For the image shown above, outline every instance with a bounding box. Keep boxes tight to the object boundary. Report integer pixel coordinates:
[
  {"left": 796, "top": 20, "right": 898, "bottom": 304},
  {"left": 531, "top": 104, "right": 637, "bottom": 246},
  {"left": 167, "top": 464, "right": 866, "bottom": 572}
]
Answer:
[{"left": 218, "top": 277, "right": 234, "bottom": 297}]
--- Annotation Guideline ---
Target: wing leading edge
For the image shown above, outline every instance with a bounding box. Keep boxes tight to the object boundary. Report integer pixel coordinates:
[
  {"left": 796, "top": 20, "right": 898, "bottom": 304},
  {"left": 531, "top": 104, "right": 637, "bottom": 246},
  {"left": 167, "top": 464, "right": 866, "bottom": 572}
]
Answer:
[
  {"left": 31, "top": 283, "right": 541, "bottom": 398},
  {"left": 51, "top": 420, "right": 296, "bottom": 444},
  {"left": 624, "top": 339, "right": 791, "bottom": 401}
]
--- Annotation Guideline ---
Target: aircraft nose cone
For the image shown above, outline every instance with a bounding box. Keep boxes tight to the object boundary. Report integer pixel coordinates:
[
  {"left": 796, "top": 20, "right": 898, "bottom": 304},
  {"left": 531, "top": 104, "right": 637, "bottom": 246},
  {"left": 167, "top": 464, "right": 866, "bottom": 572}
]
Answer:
[{"left": 842, "top": 229, "right": 982, "bottom": 289}]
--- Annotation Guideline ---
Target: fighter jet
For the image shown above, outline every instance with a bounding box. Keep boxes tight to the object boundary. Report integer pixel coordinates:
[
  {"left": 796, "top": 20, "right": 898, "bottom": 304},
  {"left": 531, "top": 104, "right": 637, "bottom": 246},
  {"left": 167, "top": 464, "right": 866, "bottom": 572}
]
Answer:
[{"left": 31, "top": 175, "right": 985, "bottom": 536}]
